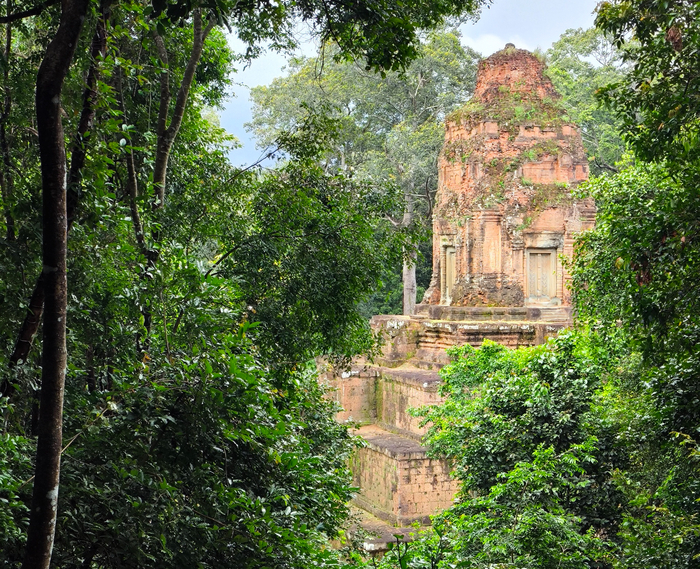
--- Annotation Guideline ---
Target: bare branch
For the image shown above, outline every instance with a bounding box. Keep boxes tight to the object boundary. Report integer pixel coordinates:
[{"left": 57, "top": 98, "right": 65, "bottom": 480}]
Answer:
[{"left": 0, "top": 0, "right": 58, "bottom": 24}]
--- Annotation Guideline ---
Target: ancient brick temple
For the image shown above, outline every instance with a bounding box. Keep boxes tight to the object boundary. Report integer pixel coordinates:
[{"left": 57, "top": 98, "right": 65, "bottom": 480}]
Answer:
[
  {"left": 328, "top": 46, "right": 596, "bottom": 553},
  {"left": 422, "top": 44, "right": 595, "bottom": 309}
]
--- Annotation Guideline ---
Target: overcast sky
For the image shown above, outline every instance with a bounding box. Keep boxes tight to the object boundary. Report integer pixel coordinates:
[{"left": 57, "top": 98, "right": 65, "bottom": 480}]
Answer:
[{"left": 220, "top": 0, "right": 600, "bottom": 166}]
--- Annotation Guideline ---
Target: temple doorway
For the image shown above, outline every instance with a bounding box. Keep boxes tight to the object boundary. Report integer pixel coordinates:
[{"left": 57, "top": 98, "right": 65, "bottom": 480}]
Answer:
[{"left": 526, "top": 249, "right": 557, "bottom": 303}]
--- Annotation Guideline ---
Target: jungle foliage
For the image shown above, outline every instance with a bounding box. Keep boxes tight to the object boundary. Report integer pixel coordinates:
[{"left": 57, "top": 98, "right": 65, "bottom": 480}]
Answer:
[
  {"left": 3, "top": 0, "right": 700, "bottom": 565},
  {"left": 355, "top": 4, "right": 700, "bottom": 568},
  {"left": 0, "top": 0, "right": 490, "bottom": 566}
]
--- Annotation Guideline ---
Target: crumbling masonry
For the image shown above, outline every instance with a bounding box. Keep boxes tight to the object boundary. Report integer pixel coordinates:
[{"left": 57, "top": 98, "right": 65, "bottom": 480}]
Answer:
[
  {"left": 324, "top": 45, "right": 596, "bottom": 550},
  {"left": 423, "top": 44, "right": 595, "bottom": 309}
]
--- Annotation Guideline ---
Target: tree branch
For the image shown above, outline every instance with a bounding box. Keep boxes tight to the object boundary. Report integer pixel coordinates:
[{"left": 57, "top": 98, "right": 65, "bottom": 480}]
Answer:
[
  {"left": 1, "top": 273, "right": 45, "bottom": 397},
  {"left": 152, "top": 10, "right": 215, "bottom": 209},
  {"left": 0, "top": 0, "right": 58, "bottom": 24},
  {"left": 152, "top": 30, "right": 170, "bottom": 175}
]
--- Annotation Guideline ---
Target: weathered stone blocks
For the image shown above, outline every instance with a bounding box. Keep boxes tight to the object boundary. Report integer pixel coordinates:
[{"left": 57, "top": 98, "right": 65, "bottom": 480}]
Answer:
[
  {"left": 350, "top": 426, "right": 459, "bottom": 526},
  {"left": 376, "top": 368, "right": 444, "bottom": 440},
  {"left": 320, "top": 365, "right": 378, "bottom": 425},
  {"left": 371, "top": 314, "right": 566, "bottom": 370},
  {"left": 423, "top": 45, "right": 596, "bottom": 308}
]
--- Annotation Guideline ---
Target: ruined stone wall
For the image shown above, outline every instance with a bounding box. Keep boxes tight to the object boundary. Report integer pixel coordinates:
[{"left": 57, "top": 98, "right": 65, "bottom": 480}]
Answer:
[
  {"left": 350, "top": 427, "right": 459, "bottom": 526},
  {"left": 423, "top": 46, "right": 595, "bottom": 308}
]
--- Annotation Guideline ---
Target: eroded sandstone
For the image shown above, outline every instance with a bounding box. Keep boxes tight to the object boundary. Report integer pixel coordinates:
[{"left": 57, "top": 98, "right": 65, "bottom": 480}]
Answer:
[{"left": 422, "top": 45, "right": 595, "bottom": 307}]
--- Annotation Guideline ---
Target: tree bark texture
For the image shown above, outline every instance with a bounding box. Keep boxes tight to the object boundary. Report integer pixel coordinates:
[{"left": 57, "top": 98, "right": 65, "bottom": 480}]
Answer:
[
  {"left": 2, "top": 8, "right": 106, "bottom": 399},
  {"left": 0, "top": 1, "right": 14, "bottom": 242},
  {"left": 21, "top": 0, "right": 89, "bottom": 566},
  {"left": 402, "top": 185, "right": 416, "bottom": 316}
]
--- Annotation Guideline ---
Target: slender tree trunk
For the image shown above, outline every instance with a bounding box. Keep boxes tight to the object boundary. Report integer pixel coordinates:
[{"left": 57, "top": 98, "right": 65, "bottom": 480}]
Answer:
[
  {"left": 402, "top": 183, "right": 416, "bottom": 316},
  {"left": 136, "top": 12, "right": 213, "bottom": 348},
  {"left": 21, "top": 0, "right": 89, "bottom": 567},
  {"left": 151, "top": 10, "right": 214, "bottom": 210},
  {"left": 0, "top": 0, "right": 14, "bottom": 241},
  {"left": 5, "top": 274, "right": 45, "bottom": 370},
  {"left": 403, "top": 251, "right": 417, "bottom": 315},
  {"left": 67, "top": 1, "right": 108, "bottom": 225},
  {"left": 2, "top": 8, "right": 106, "bottom": 399}
]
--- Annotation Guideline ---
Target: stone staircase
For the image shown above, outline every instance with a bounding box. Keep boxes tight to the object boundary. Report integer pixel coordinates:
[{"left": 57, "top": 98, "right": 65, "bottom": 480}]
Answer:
[{"left": 322, "top": 307, "right": 570, "bottom": 551}]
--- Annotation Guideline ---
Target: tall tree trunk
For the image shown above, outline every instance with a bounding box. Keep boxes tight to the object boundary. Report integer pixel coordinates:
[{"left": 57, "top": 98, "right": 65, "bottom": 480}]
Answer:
[
  {"left": 21, "top": 0, "right": 89, "bottom": 566},
  {"left": 151, "top": 10, "right": 214, "bottom": 211},
  {"left": 2, "top": 7, "right": 106, "bottom": 399},
  {"left": 0, "top": 0, "right": 14, "bottom": 242},
  {"left": 402, "top": 184, "right": 416, "bottom": 316}
]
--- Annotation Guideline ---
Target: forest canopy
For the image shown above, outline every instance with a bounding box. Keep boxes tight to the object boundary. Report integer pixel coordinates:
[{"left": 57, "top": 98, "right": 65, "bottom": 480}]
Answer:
[
  {"left": 0, "top": 0, "right": 488, "bottom": 567},
  {"left": 2, "top": 0, "right": 700, "bottom": 567}
]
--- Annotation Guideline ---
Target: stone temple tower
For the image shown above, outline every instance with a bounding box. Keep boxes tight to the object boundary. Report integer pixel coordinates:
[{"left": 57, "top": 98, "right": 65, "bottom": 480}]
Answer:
[
  {"left": 422, "top": 44, "right": 595, "bottom": 309},
  {"left": 325, "top": 46, "right": 599, "bottom": 554}
]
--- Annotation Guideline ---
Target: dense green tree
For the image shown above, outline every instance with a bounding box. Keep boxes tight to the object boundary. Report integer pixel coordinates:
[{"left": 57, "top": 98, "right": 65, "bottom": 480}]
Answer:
[
  {"left": 563, "top": 3, "right": 700, "bottom": 564},
  {"left": 570, "top": 162, "right": 700, "bottom": 567},
  {"left": 596, "top": 0, "right": 700, "bottom": 169},
  {"left": 422, "top": 334, "right": 626, "bottom": 533},
  {"left": 198, "top": 108, "right": 417, "bottom": 368},
  {"left": 50, "top": 333, "right": 359, "bottom": 568},
  {"left": 249, "top": 30, "right": 481, "bottom": 315},
  {"left": 544, "top": 27, "right": 627, "bottom": 174},
  {"left": 436, "top": 441, "right": 607, "bottom": 569},
  {"left": 0, "top": 0, "right": 490, "bottom": 565}
]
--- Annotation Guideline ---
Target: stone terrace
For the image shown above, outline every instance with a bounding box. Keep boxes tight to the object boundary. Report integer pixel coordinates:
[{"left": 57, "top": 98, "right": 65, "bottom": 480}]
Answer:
[
  {"left": 322, "top": 307, "right": 568, "bottom": 552},
  {"left": 323, "top": 44, "right": 594, "bottom": 555}
]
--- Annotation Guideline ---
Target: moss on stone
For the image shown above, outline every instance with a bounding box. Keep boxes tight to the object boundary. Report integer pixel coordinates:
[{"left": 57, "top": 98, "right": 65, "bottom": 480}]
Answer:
[{"left": 447, "top": 89, "right": 569, "bottom": 135}]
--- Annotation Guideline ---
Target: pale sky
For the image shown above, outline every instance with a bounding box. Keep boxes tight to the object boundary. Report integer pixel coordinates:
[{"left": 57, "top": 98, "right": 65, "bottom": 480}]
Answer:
[{"left": 220, "top": 0, "right": 600, "bottom": 166}]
